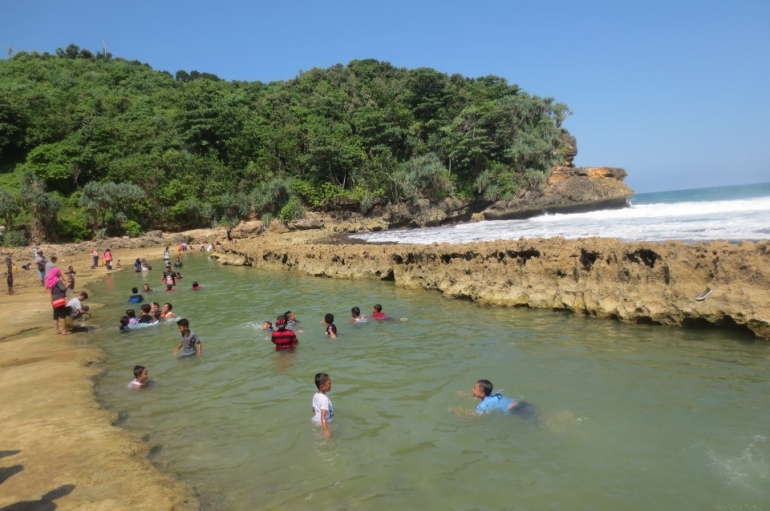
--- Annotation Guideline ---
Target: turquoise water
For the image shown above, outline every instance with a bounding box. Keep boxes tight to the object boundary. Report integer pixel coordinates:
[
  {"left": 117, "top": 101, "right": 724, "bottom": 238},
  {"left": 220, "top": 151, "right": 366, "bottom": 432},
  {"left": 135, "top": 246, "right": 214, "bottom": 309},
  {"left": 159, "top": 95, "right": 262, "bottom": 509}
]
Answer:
[
  {"left": 632, "top": 182, "right": 770, "bottom": 205},
  {"left": 89, "top": 254, "right": 770, "bottom": 510}
]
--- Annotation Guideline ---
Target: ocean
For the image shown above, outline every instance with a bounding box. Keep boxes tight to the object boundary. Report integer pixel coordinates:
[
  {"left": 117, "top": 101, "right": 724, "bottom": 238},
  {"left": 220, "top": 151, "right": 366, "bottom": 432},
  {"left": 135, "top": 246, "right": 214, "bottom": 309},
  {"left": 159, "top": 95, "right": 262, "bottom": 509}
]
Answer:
[{"left": 351, "top": 182, "right": 770, "bottom": 244}]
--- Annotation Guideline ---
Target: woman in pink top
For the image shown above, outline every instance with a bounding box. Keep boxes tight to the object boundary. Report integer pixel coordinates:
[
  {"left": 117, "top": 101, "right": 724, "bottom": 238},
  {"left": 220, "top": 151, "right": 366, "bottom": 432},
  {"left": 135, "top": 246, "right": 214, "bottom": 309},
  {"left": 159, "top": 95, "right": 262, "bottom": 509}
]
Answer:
[{"left": 103, "top": 248, "right": 113, "bottom": 270}]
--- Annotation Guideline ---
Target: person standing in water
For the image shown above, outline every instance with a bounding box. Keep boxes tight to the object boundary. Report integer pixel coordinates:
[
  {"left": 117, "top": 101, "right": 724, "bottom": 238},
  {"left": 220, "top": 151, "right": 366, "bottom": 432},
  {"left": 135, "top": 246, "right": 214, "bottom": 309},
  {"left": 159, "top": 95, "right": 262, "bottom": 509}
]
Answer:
[
  {"left": 174, "top": 318, "right": 202, "bottom": 358},
  {"left": 312, "top": 373, "right": 334, "bottom": 438},
  {"left": 163, "top": 246, "right": 171, "bottom": 266},
  {"left": 271, "top": 315, "right": 298, "bottom": 351}
]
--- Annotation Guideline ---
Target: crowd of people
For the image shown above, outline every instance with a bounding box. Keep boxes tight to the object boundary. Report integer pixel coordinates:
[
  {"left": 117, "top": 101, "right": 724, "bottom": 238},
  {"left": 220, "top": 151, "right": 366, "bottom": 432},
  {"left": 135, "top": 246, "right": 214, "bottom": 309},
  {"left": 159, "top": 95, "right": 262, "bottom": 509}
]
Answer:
[{"left": 19, "top": 241, "right": 537, "bottom": 438}]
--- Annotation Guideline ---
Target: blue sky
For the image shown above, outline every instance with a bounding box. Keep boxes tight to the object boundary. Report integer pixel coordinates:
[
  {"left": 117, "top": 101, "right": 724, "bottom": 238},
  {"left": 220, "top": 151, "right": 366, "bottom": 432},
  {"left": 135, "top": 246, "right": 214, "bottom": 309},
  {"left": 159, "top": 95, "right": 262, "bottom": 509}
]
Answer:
[{"left": 2, "top": 0, "right": 769, "bottom": 193}]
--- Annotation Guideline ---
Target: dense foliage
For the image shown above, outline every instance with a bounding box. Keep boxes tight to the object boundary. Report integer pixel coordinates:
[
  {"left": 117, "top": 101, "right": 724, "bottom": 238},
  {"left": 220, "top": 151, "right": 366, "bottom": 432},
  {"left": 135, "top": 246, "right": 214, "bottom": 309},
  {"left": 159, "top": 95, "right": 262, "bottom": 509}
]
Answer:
[{"left": 0, "top": 44, "right": 571, "bottom": 243}]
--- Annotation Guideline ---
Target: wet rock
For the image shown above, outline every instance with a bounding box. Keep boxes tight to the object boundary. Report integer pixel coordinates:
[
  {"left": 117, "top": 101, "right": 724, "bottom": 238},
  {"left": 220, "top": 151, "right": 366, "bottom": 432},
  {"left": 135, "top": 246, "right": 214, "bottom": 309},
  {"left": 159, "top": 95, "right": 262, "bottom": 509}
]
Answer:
[{"left": 217, "top": 236, "right": 770, "bottom": 339}]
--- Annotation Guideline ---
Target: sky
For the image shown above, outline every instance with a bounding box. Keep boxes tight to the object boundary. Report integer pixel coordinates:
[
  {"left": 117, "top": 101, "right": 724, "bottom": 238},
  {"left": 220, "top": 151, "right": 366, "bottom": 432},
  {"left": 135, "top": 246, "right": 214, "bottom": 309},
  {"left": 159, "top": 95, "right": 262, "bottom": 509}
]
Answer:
[{"left": 1, "top": 0, "right": 769, "bottom": 193}]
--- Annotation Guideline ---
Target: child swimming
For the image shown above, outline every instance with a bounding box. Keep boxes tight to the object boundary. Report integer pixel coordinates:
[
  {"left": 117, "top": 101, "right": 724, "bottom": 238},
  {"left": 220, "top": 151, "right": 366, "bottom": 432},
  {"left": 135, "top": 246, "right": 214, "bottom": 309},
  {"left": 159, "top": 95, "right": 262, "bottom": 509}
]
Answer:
[
  {"left": 350, "top": 306, "right": 367, "bottom": 323},
  {"left": 322, "top": 313, "right": 337, "bottom": 339},
  {"left": 129, "top": 365, "right": 149, "bottom": 388},
  {"left": 453, "top": 379, "right": 540, "bottom": 424},
  {"left": 371, "top": 304, "right": 389, "bottom": 320}
]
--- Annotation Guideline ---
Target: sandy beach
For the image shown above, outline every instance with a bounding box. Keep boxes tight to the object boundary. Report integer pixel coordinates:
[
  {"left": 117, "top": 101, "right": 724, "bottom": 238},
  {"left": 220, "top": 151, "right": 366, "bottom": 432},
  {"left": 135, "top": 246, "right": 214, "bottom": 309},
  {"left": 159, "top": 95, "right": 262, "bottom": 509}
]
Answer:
[{"left": 0, "top": 243, "right": 199, "bottom": 510}]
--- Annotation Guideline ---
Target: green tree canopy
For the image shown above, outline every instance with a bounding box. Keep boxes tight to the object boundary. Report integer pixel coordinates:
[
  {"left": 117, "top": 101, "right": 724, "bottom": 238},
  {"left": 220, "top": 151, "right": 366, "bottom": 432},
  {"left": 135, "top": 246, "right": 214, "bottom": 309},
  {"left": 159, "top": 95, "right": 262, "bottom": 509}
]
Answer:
[{"left": 0, "top": 46, "right": 572, "bottom": 241}]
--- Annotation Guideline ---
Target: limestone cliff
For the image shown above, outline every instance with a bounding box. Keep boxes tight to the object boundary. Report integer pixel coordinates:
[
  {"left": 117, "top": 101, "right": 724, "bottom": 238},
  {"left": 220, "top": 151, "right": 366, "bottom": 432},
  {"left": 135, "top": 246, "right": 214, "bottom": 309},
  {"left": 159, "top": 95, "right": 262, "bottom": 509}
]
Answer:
[{"left": 215, "top": 236, "right": 770, "bottom": 340}]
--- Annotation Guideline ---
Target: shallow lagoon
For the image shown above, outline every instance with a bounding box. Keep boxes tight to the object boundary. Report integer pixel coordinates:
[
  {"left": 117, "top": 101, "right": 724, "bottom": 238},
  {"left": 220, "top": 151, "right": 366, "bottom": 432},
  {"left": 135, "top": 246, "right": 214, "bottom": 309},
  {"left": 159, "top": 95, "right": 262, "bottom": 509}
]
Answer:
[{"left": 90, "top": 253, "right": 770, "bottom": 510}]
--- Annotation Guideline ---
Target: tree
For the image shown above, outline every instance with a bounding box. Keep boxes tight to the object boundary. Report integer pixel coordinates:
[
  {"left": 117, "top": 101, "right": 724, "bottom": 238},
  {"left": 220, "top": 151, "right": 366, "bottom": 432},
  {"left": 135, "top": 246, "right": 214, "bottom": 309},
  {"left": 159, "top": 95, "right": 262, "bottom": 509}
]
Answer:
[
  {"left": 389, "top": 153, "right": 454, "bottom": 205},
  {"left": 19, "top": 171, "right": 61, "bottom": 243},
  {"left": 78, "top": 181, "right": 113, "bottom": 235},
  {"left": 0, "top": 189, "right": 21, "bottom": 234},
  {"left": 0, "top": 96, "right": 26, "bottom": 162},
  {"left": 79, "top": 181, "right": 146, "bottom": 236}
]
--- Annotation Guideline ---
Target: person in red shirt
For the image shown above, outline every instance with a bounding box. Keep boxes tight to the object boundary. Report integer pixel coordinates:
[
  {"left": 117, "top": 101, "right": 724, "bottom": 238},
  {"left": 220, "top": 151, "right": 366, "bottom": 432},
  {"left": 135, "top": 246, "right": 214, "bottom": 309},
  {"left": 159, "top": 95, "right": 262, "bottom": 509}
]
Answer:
[
  {"left": 371, "top": 304, "right": 389, "bottom": 320},
  {"left": 271, "top": 315, "right": 298, "bottom": 350}
]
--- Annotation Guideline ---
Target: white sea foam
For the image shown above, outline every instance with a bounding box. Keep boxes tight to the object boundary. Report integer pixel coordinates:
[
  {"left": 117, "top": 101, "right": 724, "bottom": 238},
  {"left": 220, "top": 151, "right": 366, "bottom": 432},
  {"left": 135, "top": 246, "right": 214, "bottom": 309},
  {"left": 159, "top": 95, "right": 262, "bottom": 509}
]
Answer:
[{"left": 352, "top": 195, "right": 770, "bottom": 244}]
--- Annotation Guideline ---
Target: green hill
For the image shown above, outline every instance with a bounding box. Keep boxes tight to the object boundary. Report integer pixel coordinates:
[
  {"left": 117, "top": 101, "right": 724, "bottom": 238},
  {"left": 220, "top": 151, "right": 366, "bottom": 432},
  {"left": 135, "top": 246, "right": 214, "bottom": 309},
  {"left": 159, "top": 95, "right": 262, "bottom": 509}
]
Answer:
[{"left": 0, "top": 44, "right": 571, "bottom": 243}]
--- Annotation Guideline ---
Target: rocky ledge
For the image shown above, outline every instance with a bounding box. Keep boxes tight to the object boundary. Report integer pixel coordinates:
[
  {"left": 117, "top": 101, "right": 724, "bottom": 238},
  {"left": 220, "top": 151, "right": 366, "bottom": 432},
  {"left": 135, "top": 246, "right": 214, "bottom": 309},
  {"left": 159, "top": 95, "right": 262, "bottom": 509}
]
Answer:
[{"left": 214, "top": 236, "right": 770, "bottom": 340}]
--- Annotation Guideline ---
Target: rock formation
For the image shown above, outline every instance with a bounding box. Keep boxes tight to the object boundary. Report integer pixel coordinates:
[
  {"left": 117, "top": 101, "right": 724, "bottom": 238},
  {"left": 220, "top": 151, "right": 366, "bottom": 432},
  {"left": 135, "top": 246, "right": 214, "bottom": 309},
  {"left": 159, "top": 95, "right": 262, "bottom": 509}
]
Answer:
[{"left": 215, "top": 236, "right": 770, "bottom": 340}]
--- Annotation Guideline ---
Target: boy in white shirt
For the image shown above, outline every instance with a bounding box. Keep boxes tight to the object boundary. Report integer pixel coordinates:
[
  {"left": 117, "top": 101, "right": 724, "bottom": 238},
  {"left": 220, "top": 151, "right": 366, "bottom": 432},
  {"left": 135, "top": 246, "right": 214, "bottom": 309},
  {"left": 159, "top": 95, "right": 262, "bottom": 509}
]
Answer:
[
  {"left": 129, "top": 365, "right": 149, "bottom": 388},
  {"left": 312, "top": 373, "right": 334, "bottom": 437}
]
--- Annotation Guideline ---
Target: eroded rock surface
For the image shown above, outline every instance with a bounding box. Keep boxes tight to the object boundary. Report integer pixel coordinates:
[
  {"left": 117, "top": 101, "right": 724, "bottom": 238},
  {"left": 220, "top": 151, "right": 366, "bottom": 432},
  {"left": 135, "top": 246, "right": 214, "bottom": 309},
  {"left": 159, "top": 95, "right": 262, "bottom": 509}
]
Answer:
[{"left": 215, "top": 237, "right": 770, "bottom": 339}]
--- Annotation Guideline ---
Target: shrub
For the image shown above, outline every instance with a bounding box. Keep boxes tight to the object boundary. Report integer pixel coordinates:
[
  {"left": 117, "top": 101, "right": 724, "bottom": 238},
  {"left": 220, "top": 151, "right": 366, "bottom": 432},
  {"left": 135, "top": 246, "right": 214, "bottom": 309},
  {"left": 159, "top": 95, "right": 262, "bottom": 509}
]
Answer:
[
  {"left": 279, "top": 197, "right": 304, "bottom": 223},
  {"left": 123, "top": 219, "right": 143, "bottom": 238},
  {"left": 58, "top": 213, "right": 91, "bottom": 243},
  {"left": 3, "top": 229, "right": 27, "bottom": 247}
]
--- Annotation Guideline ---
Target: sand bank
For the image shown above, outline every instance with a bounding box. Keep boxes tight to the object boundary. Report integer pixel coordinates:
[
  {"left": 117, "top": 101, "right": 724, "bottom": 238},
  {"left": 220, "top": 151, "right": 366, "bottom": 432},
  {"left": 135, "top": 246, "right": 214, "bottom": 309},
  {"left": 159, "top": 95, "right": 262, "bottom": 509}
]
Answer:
[{"left": 0, "top": 244, "right": 198, "bottom": 510}]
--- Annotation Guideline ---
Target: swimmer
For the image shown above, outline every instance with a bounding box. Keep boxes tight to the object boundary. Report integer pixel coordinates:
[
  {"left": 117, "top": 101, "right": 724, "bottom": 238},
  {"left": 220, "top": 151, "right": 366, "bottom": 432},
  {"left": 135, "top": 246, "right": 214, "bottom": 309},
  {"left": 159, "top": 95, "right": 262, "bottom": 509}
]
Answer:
[
  {"left": 350, "top": 306, "right": 367, "bottom": 323},
  {"left": 160, "top": 302, "right": 176, "bottom": 319},
  {"left": 191, "top": 281, "right": 202, "bottom": 290},
  {"left": 174, "top": 256, "right": 183, "bottom": 268},
  {"left": 321, "top": 313, "right": 337, "bottom": 339},
  {"left": 119, "top": 316, "right": 130, "bottom": 331},
  {"left": 128, "top": 287, "right": 144, "bottom": 303},
  {"left": 150, "top": 302, "right": 161, "bottom": 320},
  {"left": 134, "top": 258, "right": 142, "bottom": 272},
  {"left": 142, "top": 283, "right": 152, "bottom": 294},
  {"left": 129, "top": 365, "right": 149, "bottom": 388},
  {"left": 452, "top": 379, "right": 540, "bottom": 425},
  {"left": 261, "top": 321, "right": 273, "bottom": 332},
  {"left": 371, "top": 304, "right": 389, "bottom": 320},
  {"left": 284, "top": 310, "right": 299, "bottom": 326},
  {"left": 137, "top": 304, "right": 155, "bottom": 324},
  {"left": 125, "top": 308, "right": 138, "bottom": 326}
]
